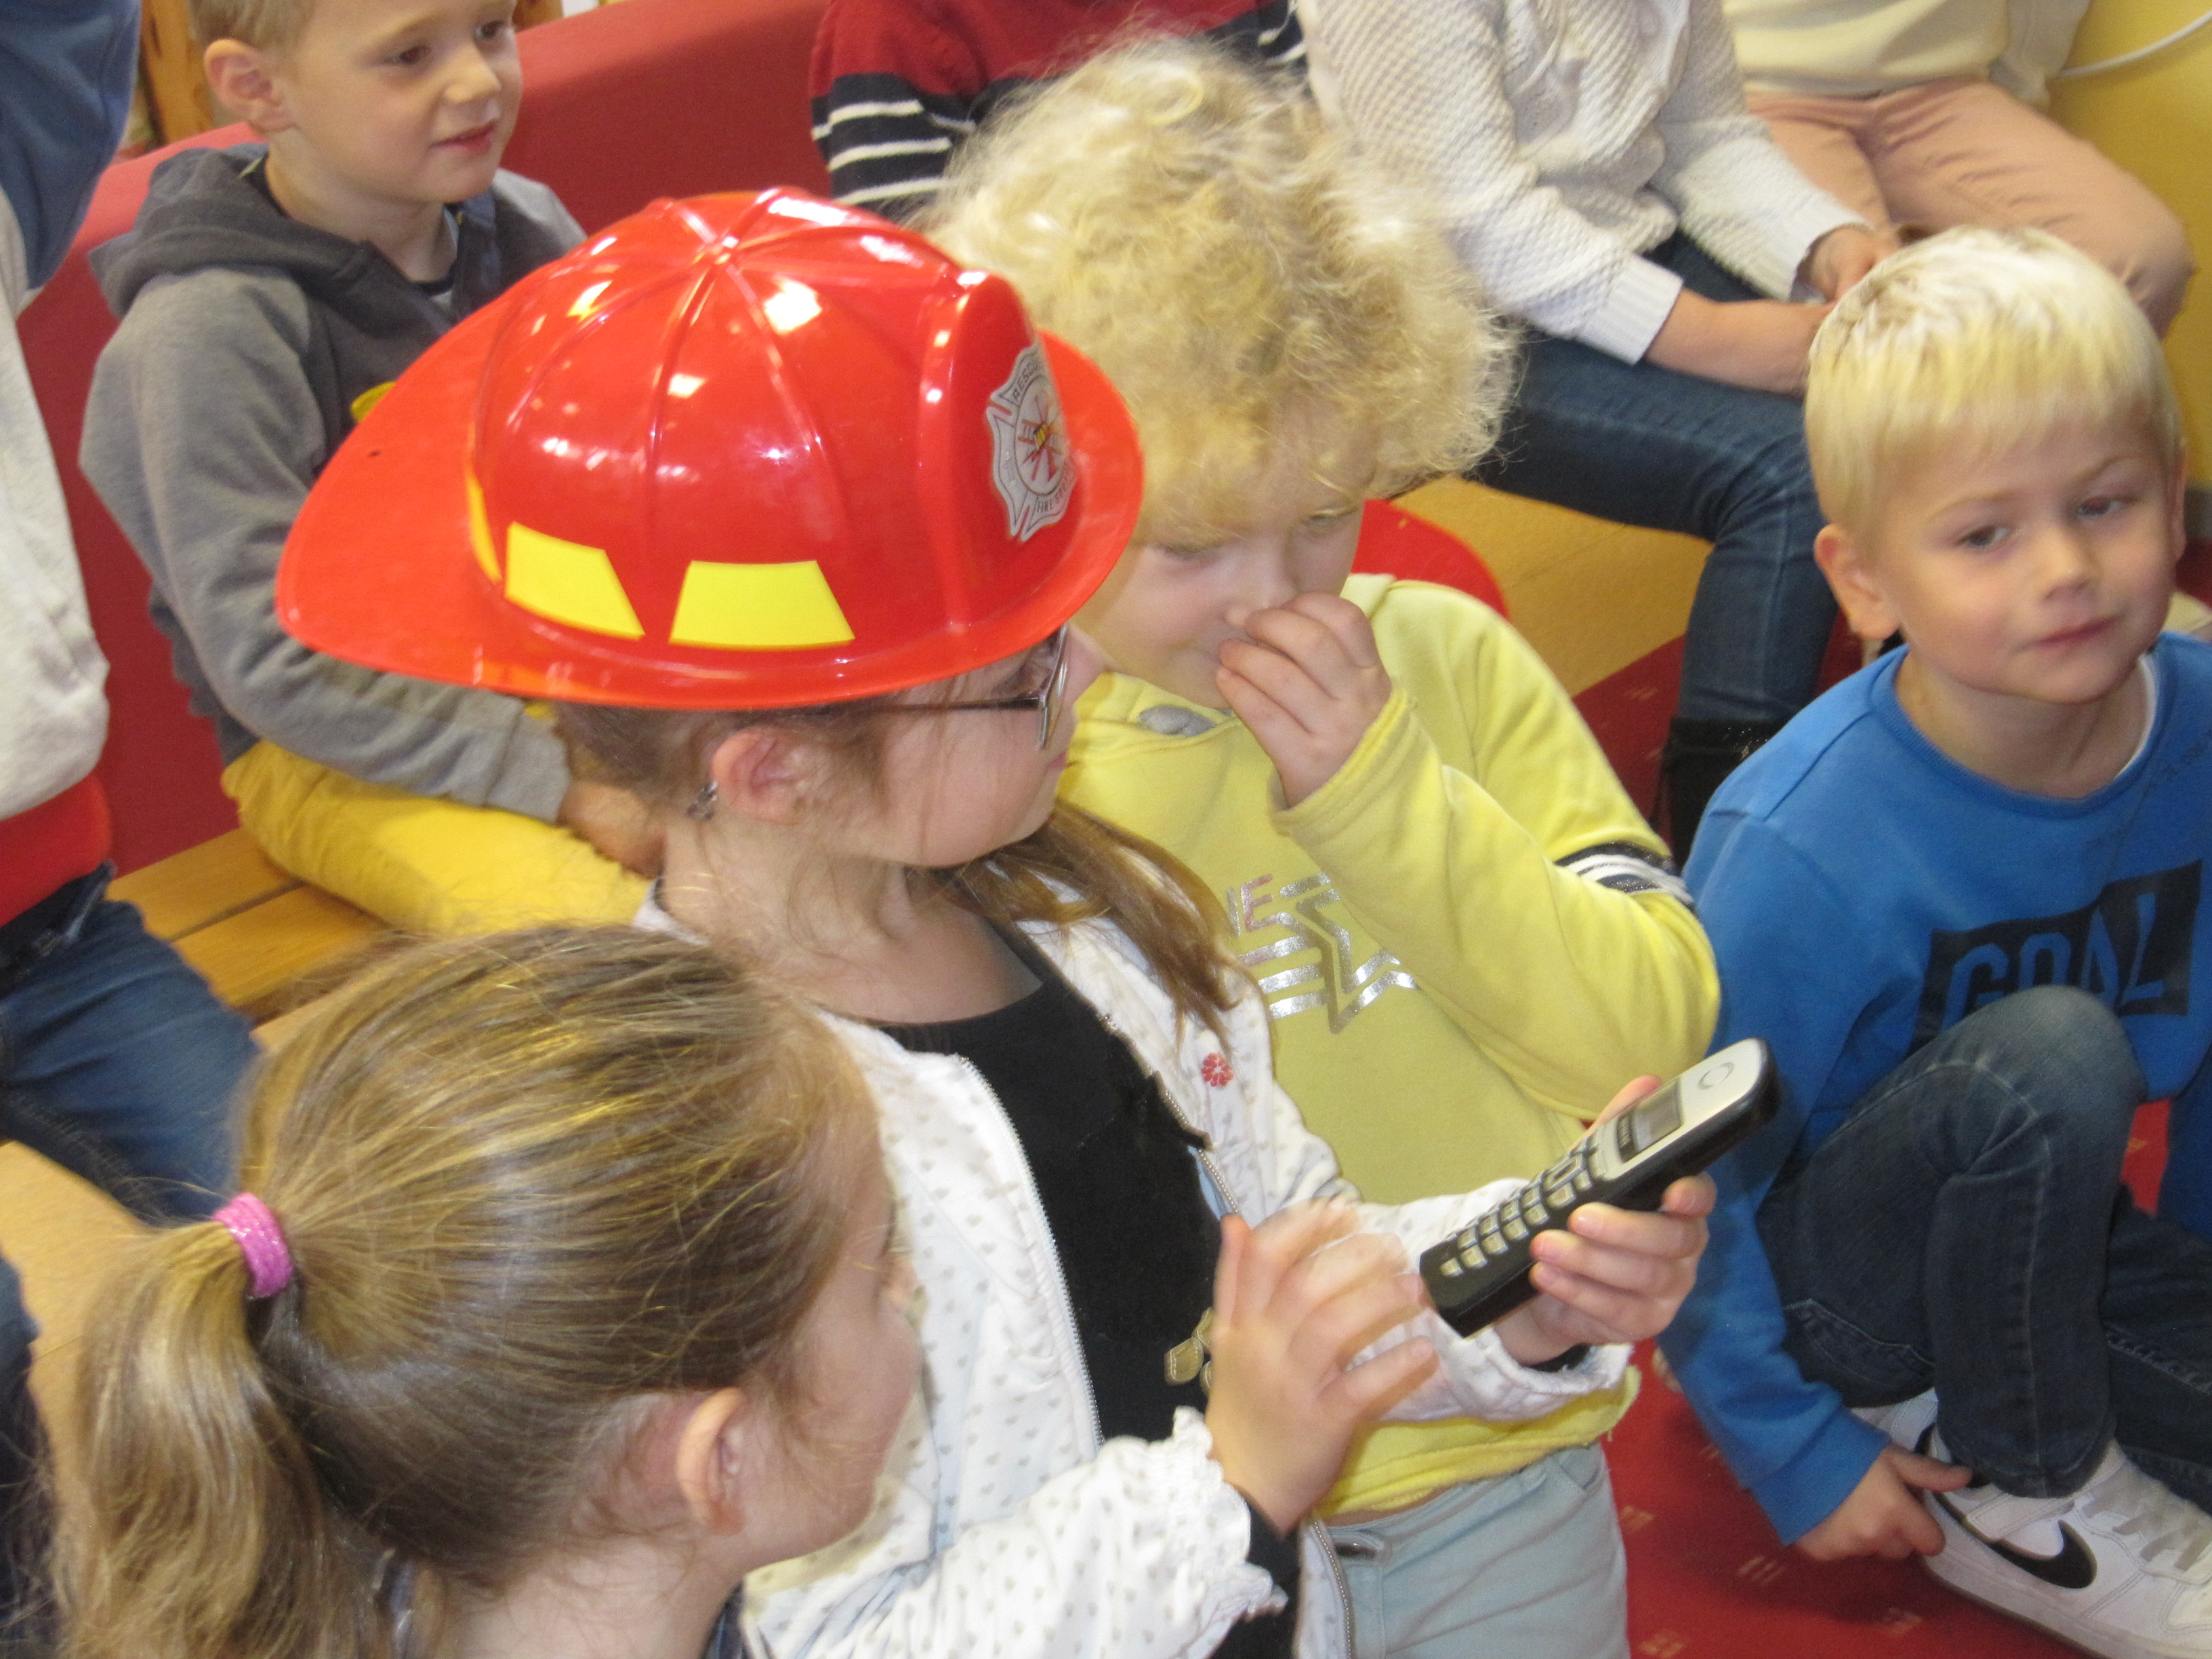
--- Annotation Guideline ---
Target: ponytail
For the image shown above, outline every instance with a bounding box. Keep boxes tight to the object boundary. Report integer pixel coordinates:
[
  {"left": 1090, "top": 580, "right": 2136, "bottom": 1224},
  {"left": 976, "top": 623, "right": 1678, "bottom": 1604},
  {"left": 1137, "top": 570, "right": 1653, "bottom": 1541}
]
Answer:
[
  {"left": 62, "top": 1225, "right": 386, "bottom": 1659},
  {"left": 58, "top": 928, "right": 865, "bottom": 1659}
]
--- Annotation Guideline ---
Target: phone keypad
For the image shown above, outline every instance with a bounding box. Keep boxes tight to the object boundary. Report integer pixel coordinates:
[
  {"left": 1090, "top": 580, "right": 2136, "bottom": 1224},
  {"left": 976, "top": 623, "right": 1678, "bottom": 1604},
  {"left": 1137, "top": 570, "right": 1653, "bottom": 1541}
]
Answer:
[{"left": 1441, "top": 1140, "right": 1601, "bottom": 1278}]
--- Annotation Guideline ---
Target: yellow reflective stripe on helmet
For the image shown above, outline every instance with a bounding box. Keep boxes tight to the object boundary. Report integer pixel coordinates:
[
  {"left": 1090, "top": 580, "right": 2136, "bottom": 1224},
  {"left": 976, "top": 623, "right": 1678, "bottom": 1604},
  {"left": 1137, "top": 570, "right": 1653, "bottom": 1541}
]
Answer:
[
  {"left": 670, "top": 560, "right": 855, "bottom": 650},
  {"left": 350, "top": 381, "right": 395, "bottom": 424},
  {"left": 504, "top": 523, "right": 644, "bottom": 639},
  {"left": 465, "top": 472, "right": 500, "bottom": 583}
]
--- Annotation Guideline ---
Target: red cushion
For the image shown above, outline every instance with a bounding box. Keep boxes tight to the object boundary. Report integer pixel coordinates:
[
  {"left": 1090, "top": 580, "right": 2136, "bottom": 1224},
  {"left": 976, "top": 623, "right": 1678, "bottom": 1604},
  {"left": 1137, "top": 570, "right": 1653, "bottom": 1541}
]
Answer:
[{"left": 19, "top": 0, "right": 834, "bottom": 870}]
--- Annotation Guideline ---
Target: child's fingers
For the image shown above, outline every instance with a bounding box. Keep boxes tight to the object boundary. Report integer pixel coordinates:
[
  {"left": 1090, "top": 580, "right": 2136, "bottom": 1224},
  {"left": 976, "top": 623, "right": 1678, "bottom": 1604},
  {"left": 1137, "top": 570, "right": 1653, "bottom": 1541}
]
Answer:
[
  {"left": 1213, "top": 1214, "right": 1252, "bottom": 1328},
  {"left": 1281, "top": 1258, "right": 1428, "bottom": 1373},
  {"left": 1659, "top": 1174, "right": 1717, "bottom": 1219},
  {"left": 1288, "top": 1227, "right": 1410, "bottom": 1304},
  {"left": 1231, "top": 1202, "right": 1360, "bottom": 1319},
  {"left": 1891, "top": 1447, "right": 1973, "bottom": 1493},
  {"left": 1240, "top": 604, "right": 1374, "bottom": 696},
  {"left": 1217, "top": 663, "right": 1302, "bottom": 747},
  {"left": 1283, "top": 591, "right": 1385, "bottom": 670},
  {"left": 1219, "top": 636, "right": 1336, "bottom": 735},
  {"left": 1326, "top": 1330, "right": 1439, "bottom": 1422},
  {"left": 1525, "top": 1261, "right": 1668, "bottom": 1338},
  {"left": 1560, "top": 1199, "right": 1709, "bottom": 1262}
]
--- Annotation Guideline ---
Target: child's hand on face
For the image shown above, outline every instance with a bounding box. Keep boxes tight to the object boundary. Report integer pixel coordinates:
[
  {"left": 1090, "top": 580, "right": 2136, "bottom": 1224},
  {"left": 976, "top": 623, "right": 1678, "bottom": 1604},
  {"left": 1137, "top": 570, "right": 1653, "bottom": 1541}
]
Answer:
[
  {"left": 1494, "top": 1077, "right": 1715, "bottom": 1366},
  {"left": 1216, "top": 594, "right": 1394, "bottom": 808},
  {"left": 1205, "top": 1202, "right": 1438, "bottom": 1536}
]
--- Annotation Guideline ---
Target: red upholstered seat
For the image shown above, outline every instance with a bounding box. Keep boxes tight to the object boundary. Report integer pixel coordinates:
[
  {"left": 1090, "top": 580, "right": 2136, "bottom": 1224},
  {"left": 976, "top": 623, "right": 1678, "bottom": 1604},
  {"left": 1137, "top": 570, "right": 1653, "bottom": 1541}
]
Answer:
[
  {"left": 1353, "top": 498, "right": 1508, "bottom": 616},
  {"left": 19, "top": 0, "right": 834, "bottom": 870}
]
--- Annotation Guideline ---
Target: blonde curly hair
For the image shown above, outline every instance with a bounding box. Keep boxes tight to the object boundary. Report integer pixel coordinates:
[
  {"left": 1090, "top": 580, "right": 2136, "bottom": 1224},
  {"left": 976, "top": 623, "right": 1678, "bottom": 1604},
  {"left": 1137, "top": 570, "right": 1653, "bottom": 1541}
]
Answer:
[{"left": 922, "top": 38, "right": 1512, "bottom": 546}]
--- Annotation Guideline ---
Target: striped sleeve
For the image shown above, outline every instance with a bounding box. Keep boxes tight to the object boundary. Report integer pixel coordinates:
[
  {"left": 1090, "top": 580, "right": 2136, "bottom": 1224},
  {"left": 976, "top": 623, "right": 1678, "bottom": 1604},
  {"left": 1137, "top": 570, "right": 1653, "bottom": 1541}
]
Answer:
[
  {"left": 1557, "top": 840, "right": 1694, "bottom": 909},
  {"left": 811, "top": 71, "right": 977, "bottom": 222}
]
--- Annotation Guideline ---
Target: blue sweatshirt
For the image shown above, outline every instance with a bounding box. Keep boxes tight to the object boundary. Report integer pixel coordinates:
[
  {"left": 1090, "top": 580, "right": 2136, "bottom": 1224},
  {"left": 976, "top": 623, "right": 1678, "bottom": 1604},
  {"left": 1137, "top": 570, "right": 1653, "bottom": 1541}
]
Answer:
[{"left": 1664, "top": 638, "right": 2212, "bottom": 1542}]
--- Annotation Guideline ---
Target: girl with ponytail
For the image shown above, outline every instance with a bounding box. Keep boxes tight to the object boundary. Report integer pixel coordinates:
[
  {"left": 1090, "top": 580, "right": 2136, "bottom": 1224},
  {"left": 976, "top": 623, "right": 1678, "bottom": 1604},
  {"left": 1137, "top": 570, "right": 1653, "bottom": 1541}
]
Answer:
[{"left": 57, "top": 926, "right": 915, "bottom": 1659}]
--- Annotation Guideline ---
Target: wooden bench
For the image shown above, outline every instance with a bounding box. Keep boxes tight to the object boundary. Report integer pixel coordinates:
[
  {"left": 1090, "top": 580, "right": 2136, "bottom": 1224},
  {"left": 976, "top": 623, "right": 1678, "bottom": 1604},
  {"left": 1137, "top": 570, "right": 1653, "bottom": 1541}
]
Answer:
[{"left": 107, "top": 830, "right": 385, "bottom": 1021}]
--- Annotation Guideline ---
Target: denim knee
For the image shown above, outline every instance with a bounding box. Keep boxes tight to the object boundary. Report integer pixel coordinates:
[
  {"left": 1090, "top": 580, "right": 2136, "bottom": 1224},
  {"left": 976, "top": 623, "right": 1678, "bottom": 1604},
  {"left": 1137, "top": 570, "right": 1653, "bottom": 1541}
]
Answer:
[
  {"left": 1934, "top": 986, "right": 2143, "bottom": 1153},
  {"left": 1954, "top": 987, "right": 2141, "bottom": 1097}
]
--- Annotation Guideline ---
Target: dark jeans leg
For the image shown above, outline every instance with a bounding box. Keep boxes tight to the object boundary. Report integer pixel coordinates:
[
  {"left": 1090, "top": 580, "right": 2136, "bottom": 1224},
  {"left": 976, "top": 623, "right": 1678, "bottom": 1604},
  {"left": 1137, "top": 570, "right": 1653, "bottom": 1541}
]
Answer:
[
  {"left": 2100, "top": 1203, "right": 2212, "bottom": 1510},
  {"left": 0, "top": 876, "right": 253, "bottom": 1223},
  {"left": 1753, "top": 985, "right": 2199, "bottom": 1499},
  {"left": 1477, "top": 237, "right": 1835, "bottom": 724}
]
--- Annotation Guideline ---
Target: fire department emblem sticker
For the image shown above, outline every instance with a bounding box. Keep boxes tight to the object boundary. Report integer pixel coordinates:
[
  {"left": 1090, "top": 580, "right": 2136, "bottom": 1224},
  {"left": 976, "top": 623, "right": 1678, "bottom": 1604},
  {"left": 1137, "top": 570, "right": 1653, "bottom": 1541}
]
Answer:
[{"left": 984, "top": 344, "right": 1073, "bottom": 541}]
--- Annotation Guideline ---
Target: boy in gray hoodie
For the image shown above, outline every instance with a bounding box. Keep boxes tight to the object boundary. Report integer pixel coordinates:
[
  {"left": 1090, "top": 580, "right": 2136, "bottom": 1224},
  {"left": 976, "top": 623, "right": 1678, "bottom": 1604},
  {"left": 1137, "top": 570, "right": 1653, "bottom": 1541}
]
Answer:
[{"left": 83, "top": 0, "right": 650, "bottom": 934}]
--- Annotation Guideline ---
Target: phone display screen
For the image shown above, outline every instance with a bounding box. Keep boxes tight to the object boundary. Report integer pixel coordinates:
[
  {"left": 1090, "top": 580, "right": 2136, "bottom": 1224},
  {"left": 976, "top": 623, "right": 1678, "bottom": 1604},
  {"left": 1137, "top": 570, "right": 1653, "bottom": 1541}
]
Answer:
[{"left": 1617, "top": 1084, "right": 1684, "bottom": 1159}]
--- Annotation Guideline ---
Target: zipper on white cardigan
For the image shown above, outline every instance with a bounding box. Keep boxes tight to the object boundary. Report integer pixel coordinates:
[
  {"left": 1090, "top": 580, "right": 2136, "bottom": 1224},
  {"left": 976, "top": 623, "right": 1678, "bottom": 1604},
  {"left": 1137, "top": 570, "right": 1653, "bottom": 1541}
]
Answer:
[{"left": 1086, "top": 1000, "right": 1359, "bottom": 1647}]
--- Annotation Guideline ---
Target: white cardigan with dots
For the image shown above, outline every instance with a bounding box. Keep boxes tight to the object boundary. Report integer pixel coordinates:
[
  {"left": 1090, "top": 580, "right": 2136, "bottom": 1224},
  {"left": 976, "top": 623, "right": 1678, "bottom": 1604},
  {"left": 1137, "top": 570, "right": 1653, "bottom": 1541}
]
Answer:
[{"left": 730, "top": 910, "right": 1626, "bottom": 1659}]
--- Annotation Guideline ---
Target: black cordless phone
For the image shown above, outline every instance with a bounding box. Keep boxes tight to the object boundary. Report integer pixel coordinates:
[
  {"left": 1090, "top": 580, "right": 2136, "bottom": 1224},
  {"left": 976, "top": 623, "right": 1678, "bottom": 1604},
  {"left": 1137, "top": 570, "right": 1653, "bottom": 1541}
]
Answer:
[{"left": 1420, "top": 1039, "right": 1776, "bottom": 1338}]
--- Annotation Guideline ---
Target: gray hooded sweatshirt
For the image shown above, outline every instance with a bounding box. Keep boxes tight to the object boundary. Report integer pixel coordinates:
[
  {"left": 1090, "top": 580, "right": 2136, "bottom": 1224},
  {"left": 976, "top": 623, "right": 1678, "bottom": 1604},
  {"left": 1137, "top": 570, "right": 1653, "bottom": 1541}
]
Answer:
[{"left": 81, "top": 146, "right": 582, "bottom": 819}]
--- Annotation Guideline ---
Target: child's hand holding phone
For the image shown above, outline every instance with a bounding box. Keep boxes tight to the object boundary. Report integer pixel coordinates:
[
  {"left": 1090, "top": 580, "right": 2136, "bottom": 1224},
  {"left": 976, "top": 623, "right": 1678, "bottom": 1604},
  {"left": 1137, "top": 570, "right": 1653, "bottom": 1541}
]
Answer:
[
  {"left": 1494, "top": 1077, "right": 1717, "bottom": 1365},
  {"left": 1216, "top": 594, "right": 1393, "bottom": 807},
  {"left": 1205, "top": 1200, "right": 1437, "bottom": 1536}
]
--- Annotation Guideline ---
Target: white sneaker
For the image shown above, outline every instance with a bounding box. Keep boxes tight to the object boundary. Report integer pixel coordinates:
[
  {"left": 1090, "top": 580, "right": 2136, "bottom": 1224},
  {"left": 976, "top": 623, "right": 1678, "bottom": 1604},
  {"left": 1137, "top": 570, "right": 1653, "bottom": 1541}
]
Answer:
[
  {"left": 1916, "top": 1432, "right": 2212, "bottom": 1659},
  {"left": 1851, "top": 1389, "right": 1939, "bottom": 1450}
]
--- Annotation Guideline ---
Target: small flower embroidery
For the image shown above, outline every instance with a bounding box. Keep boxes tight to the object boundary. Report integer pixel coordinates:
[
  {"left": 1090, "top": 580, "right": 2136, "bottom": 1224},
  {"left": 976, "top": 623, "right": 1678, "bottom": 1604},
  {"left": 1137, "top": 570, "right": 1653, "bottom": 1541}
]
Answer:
[{"left": 1200, "top": 1052, "right": 1233, "bottom": 1088}]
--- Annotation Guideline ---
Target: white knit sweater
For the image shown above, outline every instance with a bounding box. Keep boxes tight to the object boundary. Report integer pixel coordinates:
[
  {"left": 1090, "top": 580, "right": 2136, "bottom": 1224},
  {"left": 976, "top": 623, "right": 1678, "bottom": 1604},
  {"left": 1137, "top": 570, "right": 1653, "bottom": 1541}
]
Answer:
[{"left": 1302, "top": 0, "right": 1862, "bottom": 361}]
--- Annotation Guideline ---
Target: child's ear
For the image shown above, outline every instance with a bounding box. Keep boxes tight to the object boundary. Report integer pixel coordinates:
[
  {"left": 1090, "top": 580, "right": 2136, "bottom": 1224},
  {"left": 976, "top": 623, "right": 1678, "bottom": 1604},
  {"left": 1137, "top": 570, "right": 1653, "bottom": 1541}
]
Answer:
[
  {"left": 706, "top": 728, "right": 819, "bottom": 827},
  {"left": 1814, "top": 523, "right": 1900, "bottom": 642},
  {"left": 203, "top": 40, "right": 294, "bottom": 133},
  {"left": 674, "top": 1388, "right": 756, "bottom": 1535}
]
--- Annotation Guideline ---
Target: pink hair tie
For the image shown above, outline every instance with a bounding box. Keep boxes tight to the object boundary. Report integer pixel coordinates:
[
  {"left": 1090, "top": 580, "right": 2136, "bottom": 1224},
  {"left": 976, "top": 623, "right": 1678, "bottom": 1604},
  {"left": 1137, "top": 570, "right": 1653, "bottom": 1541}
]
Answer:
[{"left": 213, "top": 1193, "right": 294, "bottom": 1299}]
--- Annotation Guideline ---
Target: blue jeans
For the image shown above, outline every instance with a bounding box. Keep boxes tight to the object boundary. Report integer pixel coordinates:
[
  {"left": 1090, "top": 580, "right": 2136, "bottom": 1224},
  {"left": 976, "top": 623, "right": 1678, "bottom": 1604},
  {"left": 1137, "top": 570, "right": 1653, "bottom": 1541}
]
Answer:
[
  {"left": 1756, "top": 986, "right": 2212, "bottom": 1507},
  {"left": 1477, "top": 236, "right": 1835, "bottom": 725},
  {"left": 0, "top": 868, "right": 254, "bottom": 1624}
]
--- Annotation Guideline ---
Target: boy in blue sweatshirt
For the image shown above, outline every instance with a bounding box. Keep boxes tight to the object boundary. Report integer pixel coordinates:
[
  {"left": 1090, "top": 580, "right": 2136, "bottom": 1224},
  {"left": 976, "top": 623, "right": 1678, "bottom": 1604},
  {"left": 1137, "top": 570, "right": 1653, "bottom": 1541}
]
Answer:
[{"left": 1664, "top": 226, "right": 2212, "bottom": 1659}]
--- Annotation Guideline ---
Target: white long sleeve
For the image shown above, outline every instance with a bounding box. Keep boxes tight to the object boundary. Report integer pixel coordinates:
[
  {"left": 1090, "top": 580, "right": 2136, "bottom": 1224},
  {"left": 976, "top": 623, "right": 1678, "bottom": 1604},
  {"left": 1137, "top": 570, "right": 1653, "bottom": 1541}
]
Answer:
[{"left": 1305, "top": 0, "right": 1861, "bottom": 359}]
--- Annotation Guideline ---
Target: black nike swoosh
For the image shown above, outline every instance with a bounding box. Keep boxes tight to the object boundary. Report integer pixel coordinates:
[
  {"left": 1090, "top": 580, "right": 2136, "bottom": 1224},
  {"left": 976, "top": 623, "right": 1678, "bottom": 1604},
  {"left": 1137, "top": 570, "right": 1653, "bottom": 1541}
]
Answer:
[{"left": 1915, "top": 1428, "right": 2099, "bottom": 1591}]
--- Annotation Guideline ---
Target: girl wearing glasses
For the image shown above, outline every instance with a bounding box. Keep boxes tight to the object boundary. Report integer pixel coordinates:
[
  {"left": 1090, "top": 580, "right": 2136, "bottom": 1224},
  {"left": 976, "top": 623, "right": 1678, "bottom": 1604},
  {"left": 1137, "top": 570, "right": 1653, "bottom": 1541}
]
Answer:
[{"left": 274, "top": 191, "right": 1713, "bottom": 1659}]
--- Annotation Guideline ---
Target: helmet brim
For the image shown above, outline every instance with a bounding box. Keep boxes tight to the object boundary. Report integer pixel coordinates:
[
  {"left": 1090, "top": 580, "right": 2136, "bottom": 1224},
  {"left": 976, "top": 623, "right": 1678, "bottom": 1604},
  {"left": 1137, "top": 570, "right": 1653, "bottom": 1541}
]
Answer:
[{"left": 276, "top": 302, "right": 1142, "bottom": 709}]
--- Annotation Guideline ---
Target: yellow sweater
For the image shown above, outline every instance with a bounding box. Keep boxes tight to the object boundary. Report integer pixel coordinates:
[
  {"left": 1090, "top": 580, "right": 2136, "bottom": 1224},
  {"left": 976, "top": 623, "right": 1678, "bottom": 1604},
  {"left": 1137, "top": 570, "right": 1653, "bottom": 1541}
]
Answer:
[{"left": 1064, "top": 576, "right": 1719, "bottom": 1512}]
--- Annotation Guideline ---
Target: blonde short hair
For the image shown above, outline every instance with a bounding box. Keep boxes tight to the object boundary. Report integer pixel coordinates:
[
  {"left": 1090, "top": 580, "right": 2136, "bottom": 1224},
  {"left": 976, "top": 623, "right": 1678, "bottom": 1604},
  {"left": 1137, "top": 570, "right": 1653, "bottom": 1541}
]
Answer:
[
  {"left": 922, "top": 39, "right": 1511, "bottom": 546},
  {"left": 189, "top": 0, "right": 315, "bottom": 50},
  {"left": 1806, "top": 226, "right": 2181, "bottom": 535}
]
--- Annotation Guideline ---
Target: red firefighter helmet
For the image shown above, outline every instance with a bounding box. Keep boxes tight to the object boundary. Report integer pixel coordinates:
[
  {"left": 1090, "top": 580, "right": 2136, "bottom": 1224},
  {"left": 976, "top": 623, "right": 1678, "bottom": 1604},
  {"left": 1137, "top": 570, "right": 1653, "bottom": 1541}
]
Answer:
[{"left": 276, "top": 190, "right": 1141, "bottom": 708}]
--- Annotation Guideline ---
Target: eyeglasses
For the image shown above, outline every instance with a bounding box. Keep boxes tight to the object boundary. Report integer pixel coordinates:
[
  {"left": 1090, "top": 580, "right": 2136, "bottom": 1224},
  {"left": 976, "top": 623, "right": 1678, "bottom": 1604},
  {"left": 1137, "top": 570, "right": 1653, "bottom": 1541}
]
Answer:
[
  {"left": 859, "top": 626, "right": 1071, "bottom": 750},
  {"left": 683, "top": 630, "right": 1076, "bottom": 821}
]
